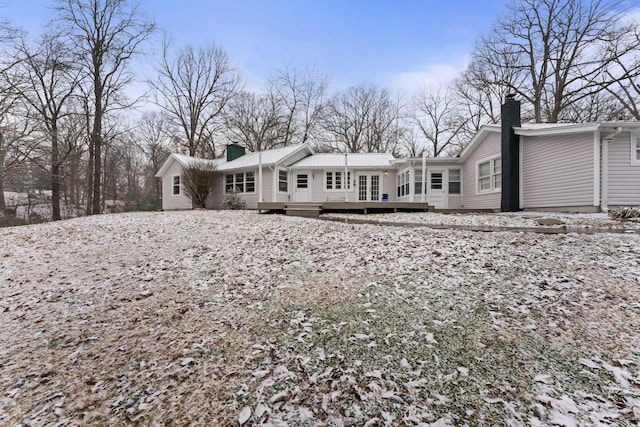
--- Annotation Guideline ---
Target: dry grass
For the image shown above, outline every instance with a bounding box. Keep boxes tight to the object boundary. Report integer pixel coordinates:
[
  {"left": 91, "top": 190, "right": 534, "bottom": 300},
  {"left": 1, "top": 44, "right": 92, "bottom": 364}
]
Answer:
[{"left": 1, "top": 211, "right": 638, "bottom": 426}]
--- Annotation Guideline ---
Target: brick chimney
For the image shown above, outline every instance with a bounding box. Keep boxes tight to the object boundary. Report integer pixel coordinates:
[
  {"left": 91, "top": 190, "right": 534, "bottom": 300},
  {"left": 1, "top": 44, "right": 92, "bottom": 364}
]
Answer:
[{"left": 501, "top": 94, "right": 521, "bottom": 212}]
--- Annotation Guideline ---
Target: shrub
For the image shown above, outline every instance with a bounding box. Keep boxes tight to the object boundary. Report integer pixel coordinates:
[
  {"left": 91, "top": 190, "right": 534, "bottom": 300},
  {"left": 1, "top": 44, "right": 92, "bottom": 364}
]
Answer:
[
  {"left": 608, "top": 206, "right": 640, "bottom": 220},
  {"left": 223, "top": 190, "right": 246, "bottom": 210},
  {"left": 182, "top": 160, "right": 219, "bottom": 209}
]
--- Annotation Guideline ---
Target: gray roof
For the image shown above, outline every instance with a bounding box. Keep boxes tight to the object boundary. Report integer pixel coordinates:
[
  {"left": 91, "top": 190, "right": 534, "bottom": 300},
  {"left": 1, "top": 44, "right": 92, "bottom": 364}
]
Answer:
[
  {"left": 289, "top": 153, "right": 396, "bottom": 169},
  {"left": 217, "top": 144, "right": 311, "bottom": 171}
]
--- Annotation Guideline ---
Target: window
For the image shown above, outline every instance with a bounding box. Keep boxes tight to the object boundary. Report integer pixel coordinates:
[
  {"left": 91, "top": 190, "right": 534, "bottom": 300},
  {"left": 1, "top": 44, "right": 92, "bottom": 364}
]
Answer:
[
  {"left": 449, "top": 169, "right": 461, "bottom": 195},
  {"left": 325, "top": 171, "right": 351, "bottom": 190},
  {"left": 632, "top": 133, "right": 640, "bottom": 166},
  {"left": 278, "top": 170, "right": 288, "bottom": 192},
  {"left": 246, "top": 171, "right": 255, "bottom": 193},
  {"left": 172, "top": 175, "right": 181, "bottom": 196},
  {"left": 297, "top": 174, "right": 308, "bottom": 189},
  {"left": 430, "top": 172, "right": 443, "bottom": 190},
  {"left": 224, "top": 171, "right": 256, "bottom": 193},
  {"left": 225, "top": 174, "right": 234, "bottom": 193},
  {"left": 477, "top": 157, "right": 501, "bottom": 193},
  {"left": 414, "top": 169, "right": 423, "bottom": 195},
  {"left": 397, "top": 170, "right": 410, "bottom": 197}
]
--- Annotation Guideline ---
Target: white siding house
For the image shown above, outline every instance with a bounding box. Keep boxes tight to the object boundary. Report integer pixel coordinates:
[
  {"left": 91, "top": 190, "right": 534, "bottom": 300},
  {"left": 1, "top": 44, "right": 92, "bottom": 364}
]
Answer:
[
  {"left": 460, "top": 127, "right": 502, "bottom": 210},
  {"left": 604, "top": 131, "right": 640, "bottom": 208},
  {"left": 156, "top": 110, "right": 640, "bottom": 213}
]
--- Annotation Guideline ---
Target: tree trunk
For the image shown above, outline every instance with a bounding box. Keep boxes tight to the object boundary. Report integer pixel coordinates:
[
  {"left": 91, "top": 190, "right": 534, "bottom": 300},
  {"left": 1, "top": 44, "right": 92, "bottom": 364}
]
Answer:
[
  {"left": 51, "top": 126, "right": 61, "bottom": 221},
  {"left": 85, "top": 136, "right": 94, "bottom": 215},
  {"left": 0, "top": 171, "right": 5, "bottom": 213}
]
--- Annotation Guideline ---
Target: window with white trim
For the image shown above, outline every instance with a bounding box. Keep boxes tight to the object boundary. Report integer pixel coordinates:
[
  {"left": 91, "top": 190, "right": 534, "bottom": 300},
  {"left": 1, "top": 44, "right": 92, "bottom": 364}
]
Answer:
[
  {"left": 297, "top": 174, "right": 308, "bottom": 189},
  {"left": 172, "top": 175, "right": 181, "bottom": 196},
  {"left": 477, "top": 157, "right": 501, "bottom": 193},
  {"left": 325, "top": 171, "right": 351, "bottom": 190},
  {"left": 278, "top": 170, "right": 288, "bottom": 192},
  {"left": 397, "top": 170, "right": 410, "bottom": 197},
  {"left": 449, "top": 169, "right": 461, "bottom": 195},
  {"left": 224, "top": 171, "right": 256, "bottom": 193},
  {"left": 632, "top": 133, "right": 640, "bottom": 166},
  {"left": 414, "top": 169, "right": 423, "bottom": 195}
]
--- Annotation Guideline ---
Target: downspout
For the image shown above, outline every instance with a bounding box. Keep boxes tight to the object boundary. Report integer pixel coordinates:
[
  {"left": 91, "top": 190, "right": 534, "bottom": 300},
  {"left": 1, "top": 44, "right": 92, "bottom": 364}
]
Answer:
[{"left": 600, "top": 126, "right": 622, "bottom": 212}]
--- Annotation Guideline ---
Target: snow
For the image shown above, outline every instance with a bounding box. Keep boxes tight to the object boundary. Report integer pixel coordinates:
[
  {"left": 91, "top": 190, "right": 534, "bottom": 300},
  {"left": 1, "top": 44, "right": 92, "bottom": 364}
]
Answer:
[
  {"left": 0, "top": 210, "right": 639, "bottom": 425},
  {"left": 322, "top": 210, "right": 640, "bottom": 230}
]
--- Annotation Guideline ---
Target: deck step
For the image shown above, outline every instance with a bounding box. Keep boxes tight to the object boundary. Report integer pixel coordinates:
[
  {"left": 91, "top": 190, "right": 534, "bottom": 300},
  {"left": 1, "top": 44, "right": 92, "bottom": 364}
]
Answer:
[{"left": 284, "top": 203, "right": 322, "bottom": 218}]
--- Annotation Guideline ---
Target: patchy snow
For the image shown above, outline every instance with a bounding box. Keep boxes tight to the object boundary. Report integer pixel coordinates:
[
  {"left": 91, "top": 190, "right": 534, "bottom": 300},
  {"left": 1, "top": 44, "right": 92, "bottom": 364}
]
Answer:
[
  {"left": 322, "top": 211, "right": 640, "bottom": 230},
  {"left": 0, "top": 211, "right": 639, "bottom": 425}
]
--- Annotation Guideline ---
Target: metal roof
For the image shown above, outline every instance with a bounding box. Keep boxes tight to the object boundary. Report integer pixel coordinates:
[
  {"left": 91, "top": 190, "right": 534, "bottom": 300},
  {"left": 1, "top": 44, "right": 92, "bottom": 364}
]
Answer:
[
  {"left": 289, "top": 153, "right": 396, "bottom": 169},
  {"left": 217, "top": 144, "right": 312, "bottom": 171}
]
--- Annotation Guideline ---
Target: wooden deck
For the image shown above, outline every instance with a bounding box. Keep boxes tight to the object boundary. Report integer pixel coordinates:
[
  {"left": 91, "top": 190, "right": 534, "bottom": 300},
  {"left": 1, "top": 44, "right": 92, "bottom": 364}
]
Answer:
[{"left": 258, "top": 201, "right": 432, "bottom": 217}]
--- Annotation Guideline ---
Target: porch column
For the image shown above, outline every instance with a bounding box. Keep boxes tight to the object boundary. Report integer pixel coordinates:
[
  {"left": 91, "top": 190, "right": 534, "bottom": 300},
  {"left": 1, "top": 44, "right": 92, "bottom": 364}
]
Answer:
[
  {"left": 258, "top": 151, "right": 263, "bottom": 203},
  {"left": 344, "top": 153, "right": 349, "bottom": 202},
  {"left": 421, "top": 151, "right": 427, "bottom": 202}
]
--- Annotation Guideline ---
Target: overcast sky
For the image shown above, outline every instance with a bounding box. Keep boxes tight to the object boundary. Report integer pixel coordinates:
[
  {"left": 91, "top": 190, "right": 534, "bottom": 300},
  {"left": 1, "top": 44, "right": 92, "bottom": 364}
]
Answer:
[{"left": 4, "top": 0, "right": 514, "bottom": 94}]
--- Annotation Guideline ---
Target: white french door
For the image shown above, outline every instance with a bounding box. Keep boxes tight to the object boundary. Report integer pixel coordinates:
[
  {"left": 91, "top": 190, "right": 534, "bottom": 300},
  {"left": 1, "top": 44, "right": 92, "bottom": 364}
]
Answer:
[{"left": 357, "top": 174, "right": 381, "bottom": 201}]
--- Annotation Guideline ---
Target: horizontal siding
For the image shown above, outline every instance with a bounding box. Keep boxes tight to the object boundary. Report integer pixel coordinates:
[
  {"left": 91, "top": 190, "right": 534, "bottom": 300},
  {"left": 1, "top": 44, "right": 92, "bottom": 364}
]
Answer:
[
  {"left": 522, "top": 133, "right": 594, "bottom": 208},
  {"left": 161, "top": 159, "right": 192, "bottom": 210},
  {"left": 607, "top": 132, "right": 640, "bottom": 206},
  {"left": 462, "top": 131, "right": 501, "bottom": 209}
]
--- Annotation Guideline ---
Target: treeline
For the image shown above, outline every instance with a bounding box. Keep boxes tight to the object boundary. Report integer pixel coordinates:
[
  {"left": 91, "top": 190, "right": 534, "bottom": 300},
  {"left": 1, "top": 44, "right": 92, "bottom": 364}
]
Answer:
[{"left": 1, "top": 0, "right": 639, "bottom": 220}]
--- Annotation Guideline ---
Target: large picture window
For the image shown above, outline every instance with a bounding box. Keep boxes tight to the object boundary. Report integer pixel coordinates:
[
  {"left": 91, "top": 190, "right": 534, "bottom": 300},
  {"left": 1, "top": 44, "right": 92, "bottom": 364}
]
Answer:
[
  {"left": 477, "top": 157, "right": 501, "bottom": 193},
  {"left": 224, "top": 171, "right": 256, "bottom": 193},
  {"left": 325, "top": 171, "right": 351, "bottom": 190}
]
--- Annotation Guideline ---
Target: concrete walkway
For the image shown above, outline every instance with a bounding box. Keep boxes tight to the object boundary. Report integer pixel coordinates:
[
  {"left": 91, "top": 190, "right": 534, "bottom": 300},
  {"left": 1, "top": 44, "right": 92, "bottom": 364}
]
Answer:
[{"left": 320, "top": 216, "right": 640, "bottom": 235}]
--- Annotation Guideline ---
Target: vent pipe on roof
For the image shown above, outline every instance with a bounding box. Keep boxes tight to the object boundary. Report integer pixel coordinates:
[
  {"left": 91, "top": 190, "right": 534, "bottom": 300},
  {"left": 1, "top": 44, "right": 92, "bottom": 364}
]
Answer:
[{"left": 501, "top": 94, "right": 521, "bottom": 212}]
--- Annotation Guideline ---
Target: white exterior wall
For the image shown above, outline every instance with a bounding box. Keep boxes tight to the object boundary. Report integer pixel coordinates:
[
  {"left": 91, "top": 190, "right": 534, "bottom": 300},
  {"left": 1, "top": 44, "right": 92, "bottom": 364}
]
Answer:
[
  {"left": 305, "top": 169, "right": 393, "bottom": 202},
  {"left": 606, "top": 132, "right": 640, "bottom": 207},
  {"left": 215, "top": 168, "right": 277, "bottom": 209},
  {"left": 461, "top": 131, "right": 501, "bottom": 210},
  {"left": 522, "top": 133, "right": 595, "bottom": 209},
  {"left": 161, "top": 159, "right": 192, "bottom": 210}
]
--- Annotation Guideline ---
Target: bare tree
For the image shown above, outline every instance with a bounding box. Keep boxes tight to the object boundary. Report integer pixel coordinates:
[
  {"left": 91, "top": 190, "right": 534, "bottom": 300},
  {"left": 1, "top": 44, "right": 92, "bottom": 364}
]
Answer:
[
  {"left": 151, "top": 38, "right": 241, "bottom": 157},
  {"left": 471, "top": 0, "right": 640, "bottom": 123},
  {"left": 55, "top": 0, "right": 155, "bottom": 215},
  {"left": 268, "top": 65, "right": 328, "bottom": 145},
  {"left": 136, "top": 111, "right": 169, "bottom": 204},
  {"left": 411, "top": 84, "right": 469, "bottom": 157},
  {"left": 321, "top": 82, "right": 403, "bottom": 153},
  {"left": 223, "top": 91, "right": 282, "bottom": 152},
  {"left": 16, "top": 32, "right": 81, "bottom": 220},
  {"left": 181, "top": 160, "right": 218, "bottom": 209}
]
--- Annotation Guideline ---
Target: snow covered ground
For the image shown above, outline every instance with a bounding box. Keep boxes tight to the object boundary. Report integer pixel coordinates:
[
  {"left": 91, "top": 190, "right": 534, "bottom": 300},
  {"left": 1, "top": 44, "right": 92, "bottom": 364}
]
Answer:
[
  {"left": 0, "top": 211, "right": 638, "bottom": 426},
  {"left": 322, "top": 211, "right": 640, "bottom": 230}
]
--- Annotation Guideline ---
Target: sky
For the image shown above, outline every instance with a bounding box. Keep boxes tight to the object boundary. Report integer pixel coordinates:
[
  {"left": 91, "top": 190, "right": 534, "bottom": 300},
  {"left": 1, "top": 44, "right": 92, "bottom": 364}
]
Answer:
[{"left": 2, "top": 0, "right": 511, "bottom": 95}]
